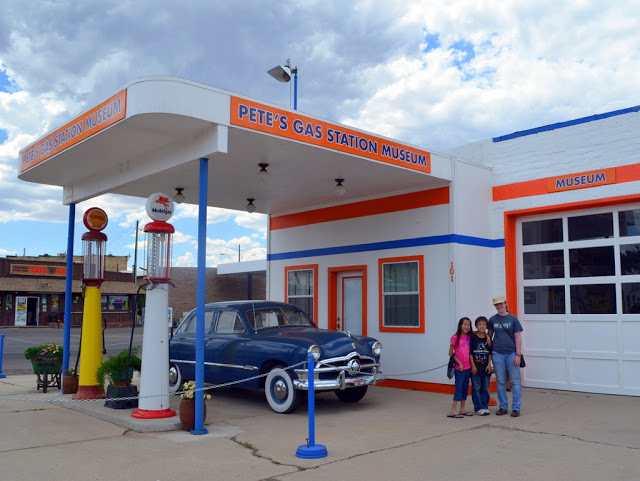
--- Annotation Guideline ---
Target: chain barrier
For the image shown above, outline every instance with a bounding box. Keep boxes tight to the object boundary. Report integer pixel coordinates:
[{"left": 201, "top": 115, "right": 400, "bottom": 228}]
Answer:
[
  {"left": 0, "top": 360, "right": 307, "bottom": 404},
  {"left": 0, "top": 360, "right": 449, "bottom": 404},
  {"left": 377, "top": 363, "right": 448, "bottom": 378}
]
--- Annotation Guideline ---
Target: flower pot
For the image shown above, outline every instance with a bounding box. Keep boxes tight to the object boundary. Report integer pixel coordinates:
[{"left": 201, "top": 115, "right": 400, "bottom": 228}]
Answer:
[
  {"left": 179, "top": 399, "right": 207, "bottom": 431},
  {"left": 63, "top": 375, "right": 79, "bottom": 394}
]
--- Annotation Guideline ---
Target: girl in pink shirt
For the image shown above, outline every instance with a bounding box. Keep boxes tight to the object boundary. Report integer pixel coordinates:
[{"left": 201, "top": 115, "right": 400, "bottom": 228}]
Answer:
[{"left": 448, "top": 317, "right": 473, "bottom": 418}]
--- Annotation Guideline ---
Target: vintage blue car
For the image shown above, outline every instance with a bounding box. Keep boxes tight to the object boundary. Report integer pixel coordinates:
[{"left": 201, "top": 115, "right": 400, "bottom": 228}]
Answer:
[{"left": 169, "top": 300, "right": 382, "bottom": 413}]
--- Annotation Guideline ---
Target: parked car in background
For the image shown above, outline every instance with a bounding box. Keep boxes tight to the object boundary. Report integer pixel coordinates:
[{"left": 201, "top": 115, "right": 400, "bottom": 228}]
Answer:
[{"left": 169, "top": 300, "right": 383, "bottom": 413}]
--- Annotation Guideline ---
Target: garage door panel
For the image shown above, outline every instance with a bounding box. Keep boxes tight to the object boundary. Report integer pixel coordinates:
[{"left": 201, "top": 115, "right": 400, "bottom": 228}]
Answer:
[
  {"left": 570, "top": 321, "right": 618, "bottom": 353},
  {"left": 525, "top": 320, "right": 566, "bottom": 351},
  {"left": 622, "top": 321, "right": 640, "bottom": 354},
  {"left": 622, "top": 360, "right": 640, "bottom": 389},
  {"left": 524, "top": 356, "right": 567, "bottom": 383},
  {"left": 571, "top": 358, "right": 618, "bottom": 387}
]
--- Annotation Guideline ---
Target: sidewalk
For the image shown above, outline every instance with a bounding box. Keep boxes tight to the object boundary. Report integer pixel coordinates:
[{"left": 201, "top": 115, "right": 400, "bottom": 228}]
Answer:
[{"left": 1, "top": 374, "right": 638, "bottom": 480}]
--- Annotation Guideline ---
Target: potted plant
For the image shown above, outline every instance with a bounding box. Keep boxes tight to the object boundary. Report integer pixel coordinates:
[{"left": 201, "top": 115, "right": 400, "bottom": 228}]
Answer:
[
  {"left": 178, "top": 381, "right": 211, "bottom": 431},
  {"left": 24, "top": 344, "right": 63, "bottom": 392},
  {"left": 95, "top": 347, "right": 142, "bottom": 391},
  {"left": 63, "top": 367, "right": 79, "bottom": 394}
]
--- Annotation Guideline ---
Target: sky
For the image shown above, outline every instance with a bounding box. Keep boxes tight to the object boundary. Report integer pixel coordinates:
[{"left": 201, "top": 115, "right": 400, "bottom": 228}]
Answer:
[{"left": 1, "top": 0, "right": 640, "bottom": 271}]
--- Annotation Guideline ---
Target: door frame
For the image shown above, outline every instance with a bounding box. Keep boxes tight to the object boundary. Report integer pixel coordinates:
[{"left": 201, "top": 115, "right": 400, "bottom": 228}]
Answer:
[{"left": 328, "top": 265, "right": 368, "bottom": 335}]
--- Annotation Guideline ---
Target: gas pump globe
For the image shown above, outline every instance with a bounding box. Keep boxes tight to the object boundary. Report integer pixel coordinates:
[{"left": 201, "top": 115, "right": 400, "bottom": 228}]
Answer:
[
  {"left": 145, "top": 221, "right": 174, "bottom": 281},
  {"left": 132, "top": 193, "right": 177, "bottom": 419}
]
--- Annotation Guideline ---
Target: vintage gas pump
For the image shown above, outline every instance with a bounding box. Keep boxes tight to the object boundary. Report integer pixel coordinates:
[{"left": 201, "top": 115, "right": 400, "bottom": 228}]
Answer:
[
  {"left": 73, "top": 207, "right": 108, "bottom": 400},
  {"left": 132, "top": 193, "right": 176, "bottom": 418}
]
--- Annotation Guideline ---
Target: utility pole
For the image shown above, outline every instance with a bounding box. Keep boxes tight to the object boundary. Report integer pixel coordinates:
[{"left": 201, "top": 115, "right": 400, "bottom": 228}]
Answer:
[{"left": 133, "top": 220, "right": 139, "bottom": 283}]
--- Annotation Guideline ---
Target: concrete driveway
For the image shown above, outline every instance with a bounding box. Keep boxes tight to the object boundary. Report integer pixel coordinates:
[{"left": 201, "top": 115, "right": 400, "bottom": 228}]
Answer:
[{"left": 0, "top": 373, "right": 638, "bottom": 481}]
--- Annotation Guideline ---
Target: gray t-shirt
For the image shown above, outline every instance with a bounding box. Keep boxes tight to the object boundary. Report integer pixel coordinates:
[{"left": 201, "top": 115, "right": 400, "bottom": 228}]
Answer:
[{"left": 488, "top": 313, "right": 523, "bottom": 354}]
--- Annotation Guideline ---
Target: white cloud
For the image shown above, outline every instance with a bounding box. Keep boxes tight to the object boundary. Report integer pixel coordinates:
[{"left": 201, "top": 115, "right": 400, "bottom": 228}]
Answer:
[
  {"left": 235, "top": 212, "right": 268, "bottom": 236},
  {"left": 2, "top": 0, "right": 640, "bottom": 263}
]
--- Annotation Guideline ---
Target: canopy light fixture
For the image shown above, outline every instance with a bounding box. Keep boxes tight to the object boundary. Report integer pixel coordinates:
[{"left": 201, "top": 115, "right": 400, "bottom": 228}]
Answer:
[
  {"left": 246, "top": 198, "right": 257, "bottom": 213},
  {"left": 173, "top": 187, "right": 185, "bottom": 204},
  {"left": 334, "top": 178, "right": 346, "bottom": 197},
  {"left": 257, "top": 163, "right": 271, "bottom": 184}
]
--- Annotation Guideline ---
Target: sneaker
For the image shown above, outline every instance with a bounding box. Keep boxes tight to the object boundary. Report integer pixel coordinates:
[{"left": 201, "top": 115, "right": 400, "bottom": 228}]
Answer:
[
  {"left": 496, "top": 408, "right": 508, "bottom": 415},
  {"left": 475, "top": 411, "right": 483, "bottom": 416},
  {"left": 510, "top": 410, "right": 520, "bottom": 417},
  {"left": 482, "top": 409, "right": 490, "bottom": 416}
]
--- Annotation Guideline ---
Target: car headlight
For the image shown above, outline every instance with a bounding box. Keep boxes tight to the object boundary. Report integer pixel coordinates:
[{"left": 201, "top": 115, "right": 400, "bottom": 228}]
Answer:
[
  {"left": 372, "top": 341, "right": 382, "bottom": 356},
  {"left": 307, "top": 345, "right": 321, "bottom": 361}
]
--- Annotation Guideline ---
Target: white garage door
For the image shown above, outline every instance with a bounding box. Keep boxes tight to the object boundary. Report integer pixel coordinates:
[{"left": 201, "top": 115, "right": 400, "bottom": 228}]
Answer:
[{"left": 517, "top": 205, "right": 640, "bottom": 395}]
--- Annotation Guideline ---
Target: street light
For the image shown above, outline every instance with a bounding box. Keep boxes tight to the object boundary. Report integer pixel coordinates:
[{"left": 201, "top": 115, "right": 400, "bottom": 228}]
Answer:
[{"left": 267, "top": 58, "right": 298, "bottom": 110}]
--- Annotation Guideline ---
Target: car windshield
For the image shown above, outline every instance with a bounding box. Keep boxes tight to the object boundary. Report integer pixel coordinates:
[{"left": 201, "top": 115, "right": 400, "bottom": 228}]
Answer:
[{"left": 245, "top": 307, "right": 315, "bottom": 330}]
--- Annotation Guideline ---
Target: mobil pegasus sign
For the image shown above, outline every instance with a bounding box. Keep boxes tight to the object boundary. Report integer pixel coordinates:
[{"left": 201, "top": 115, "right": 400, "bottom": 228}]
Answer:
[{"left": 230, "top": 97, "right": 431, "bottom": 174}]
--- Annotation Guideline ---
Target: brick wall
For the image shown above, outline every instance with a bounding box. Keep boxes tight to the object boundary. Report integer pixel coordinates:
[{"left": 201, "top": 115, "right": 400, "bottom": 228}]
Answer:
[{"left": 169, "top": 267, "right": 266, "bottom": 323}]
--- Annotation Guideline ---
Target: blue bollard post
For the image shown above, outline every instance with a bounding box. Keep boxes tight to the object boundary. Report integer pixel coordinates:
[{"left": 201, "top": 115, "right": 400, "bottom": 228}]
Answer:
[
  {"left": 0, "top": 334, "right": 6, "bottom": 378},
  {"left": 296, "top": 353, "right": 327, "bottom": 458}
]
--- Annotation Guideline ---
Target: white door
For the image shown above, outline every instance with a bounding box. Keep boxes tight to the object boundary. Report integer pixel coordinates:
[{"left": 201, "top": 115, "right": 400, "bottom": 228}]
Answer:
[
  {"left": 15, "top": 296, "right": 28, "bottom": 326},
  {"left": 335, "top": 271, "right": 363, "bottom": 335},
  {"left": 517, "top": 205, "right": 640, "bottom": 395}
]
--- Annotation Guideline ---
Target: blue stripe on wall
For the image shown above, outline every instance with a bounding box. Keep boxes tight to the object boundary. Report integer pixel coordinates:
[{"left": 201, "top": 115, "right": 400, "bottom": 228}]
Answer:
[
  {"left": 493, "top": 105, "right": 640, "bottom": 143},
  {"left": 268, "top": 234, "right": 505, "bottom": 261}
]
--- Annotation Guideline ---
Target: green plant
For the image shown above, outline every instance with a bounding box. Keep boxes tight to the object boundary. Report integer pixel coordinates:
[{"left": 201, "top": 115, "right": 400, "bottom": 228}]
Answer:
[
  {"left": 95, "top": 348, "right": 142, "bottom": 389},
  {"left": 178, "top": 381, "right": 211, "bottom": 400},
  {"left": 24, "top": 344, "right": 63, "bottom": 361},
  {"left": 65, "top": 367, "right": 77, "bottom": 377}
]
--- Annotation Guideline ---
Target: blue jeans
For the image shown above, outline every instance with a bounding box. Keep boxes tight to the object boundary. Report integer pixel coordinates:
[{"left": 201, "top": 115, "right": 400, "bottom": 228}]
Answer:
[
  {"left": 453, "top": 369, "right": 471, "bottom": 401},
  {"left": 471, "top": 375, "right": 490, "bottom": 411},
  {"left": 493, "top": 351, "right": 522, "bottom": 411}
]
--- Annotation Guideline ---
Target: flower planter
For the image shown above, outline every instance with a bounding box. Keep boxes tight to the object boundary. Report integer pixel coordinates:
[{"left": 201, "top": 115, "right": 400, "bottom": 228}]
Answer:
[
  {"left": 30, "top": 359, "right": 62, "bottom": 393},
  {"left": 63, "top": 375, "right": 79, "bottom": 394},
  {"left": 179, "top": 399, "right": 207, "bottom": 431}
]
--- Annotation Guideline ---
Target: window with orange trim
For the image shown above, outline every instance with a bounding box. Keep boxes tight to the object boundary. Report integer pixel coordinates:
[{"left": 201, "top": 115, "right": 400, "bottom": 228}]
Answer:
[
  {"left": 285, "top": 265, "right": 318, "bottom": 322},
  {"left": 379, "top": 256, "right": 425, "bottom": 333}
]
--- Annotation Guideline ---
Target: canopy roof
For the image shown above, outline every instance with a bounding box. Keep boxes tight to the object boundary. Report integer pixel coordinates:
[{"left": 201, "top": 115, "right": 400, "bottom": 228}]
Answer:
[{"left": 18, "top": 77, "right": 451, "bottom": 214}]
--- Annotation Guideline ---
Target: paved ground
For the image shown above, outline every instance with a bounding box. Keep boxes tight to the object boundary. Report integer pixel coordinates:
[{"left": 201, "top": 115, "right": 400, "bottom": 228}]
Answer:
[{"left": 0, "top": 372, "right": 638, "bottom": 481}]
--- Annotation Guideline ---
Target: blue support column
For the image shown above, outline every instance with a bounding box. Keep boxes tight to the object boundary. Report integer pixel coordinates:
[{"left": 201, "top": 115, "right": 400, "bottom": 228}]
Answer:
[
  {"left": 192, "top": 157, "right": 209, "bottom": 435},
  {"left": 62, "top": 203, "right": 75, "bottom": 390}
]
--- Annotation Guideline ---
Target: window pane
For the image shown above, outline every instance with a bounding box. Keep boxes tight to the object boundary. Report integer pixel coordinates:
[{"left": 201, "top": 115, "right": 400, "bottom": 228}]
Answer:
[
  {"left": 287, "top": 297, "right": 313, "bottom": 321},
  {"left": 619, "top": 209, "right": 640, "bottom": 237},
  {"left": 569, "top": 247, "right": 614, "bottom": 277},
  {"left": 288, "top": 270, "right": 313, "bottom": 296},
  {"left": 570, "top": 284, "right": 616, "bottom": 314},
  {"left": 383, "top": 294, "right": 419, "bottom": 326},
  {"left": 522, "top": 218, "right": 563, "bottom": 245},
  {"left": 622, "top": 283, "right": 640, "bottom": 313},
  {"left": 568, "top": 213, "right": 613, "bottom": 241},
  {"left": 523, "top": 286, "right": 565, "bottom": 314},
  {"left": 383, "top": 262, "right": 418, "bottom": 292},
  {"left": 523, "top": 250, "right": 564, "bottom": 279},
  {"left": 620, "top": 244, "right": 640, "bottom": 275}
]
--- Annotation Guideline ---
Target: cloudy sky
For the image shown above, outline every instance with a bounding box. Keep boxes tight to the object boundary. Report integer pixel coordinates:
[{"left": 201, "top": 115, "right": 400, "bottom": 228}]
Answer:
[{"left": 1, "top": 1, "right": 639, "bottom": 270}]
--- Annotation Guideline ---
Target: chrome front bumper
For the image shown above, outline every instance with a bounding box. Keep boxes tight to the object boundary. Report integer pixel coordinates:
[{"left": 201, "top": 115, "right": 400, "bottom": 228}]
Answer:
[{"left": 293, "top": 352, "right": 381, "bottom": 391}]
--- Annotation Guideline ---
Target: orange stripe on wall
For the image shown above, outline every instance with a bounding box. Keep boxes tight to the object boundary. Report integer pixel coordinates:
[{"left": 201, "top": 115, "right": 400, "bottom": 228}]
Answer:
[
  {"left": 493, "top": 163, "right": 640, "bottom": 202},
  {"left": 271, "top": 186, "right": 450, "bottom": 231}
]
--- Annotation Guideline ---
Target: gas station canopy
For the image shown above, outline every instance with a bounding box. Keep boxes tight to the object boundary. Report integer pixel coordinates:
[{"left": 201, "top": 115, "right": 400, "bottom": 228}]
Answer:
[{"left": 18, "top": 77, "right": 451, "bottom": 213}]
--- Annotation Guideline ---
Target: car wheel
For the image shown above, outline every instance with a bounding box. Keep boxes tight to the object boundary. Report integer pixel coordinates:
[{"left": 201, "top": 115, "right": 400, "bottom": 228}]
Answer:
[
  {"left": 265, "top": 367, "right": 298, "bottom": 414},
  {"left": 168, "top": 363, "right": 182, "bottom": 393},
  {"left": 334, "top": 386, "right": 368, "bottom": 403}
]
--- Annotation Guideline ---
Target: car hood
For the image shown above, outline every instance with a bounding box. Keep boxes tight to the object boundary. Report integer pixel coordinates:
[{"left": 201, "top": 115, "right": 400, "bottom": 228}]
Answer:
[{"left": 257, "top": 327, "right": 376, "bottom": 359}]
